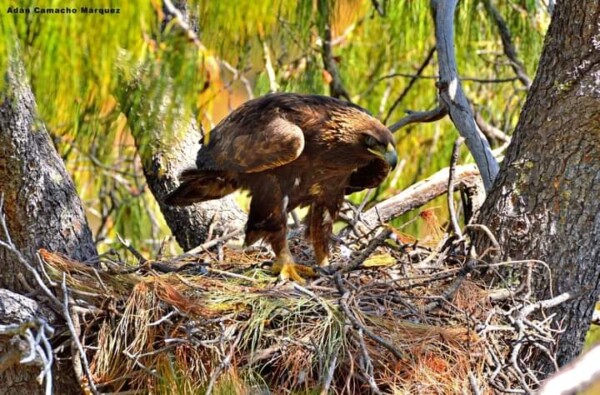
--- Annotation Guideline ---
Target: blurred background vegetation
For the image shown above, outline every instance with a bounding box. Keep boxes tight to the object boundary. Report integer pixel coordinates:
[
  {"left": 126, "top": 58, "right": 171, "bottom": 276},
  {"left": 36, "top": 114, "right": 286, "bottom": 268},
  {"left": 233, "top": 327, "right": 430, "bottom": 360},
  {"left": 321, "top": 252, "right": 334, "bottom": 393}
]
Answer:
[{"left": 0, "top": 0, "right": 549, "bottom": 256}]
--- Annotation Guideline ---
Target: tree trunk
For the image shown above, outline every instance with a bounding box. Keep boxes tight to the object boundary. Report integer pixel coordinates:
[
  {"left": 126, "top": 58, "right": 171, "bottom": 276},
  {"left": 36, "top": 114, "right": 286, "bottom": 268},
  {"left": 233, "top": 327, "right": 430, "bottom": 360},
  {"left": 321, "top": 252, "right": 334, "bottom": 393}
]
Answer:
[
  {"left": 116, "top": 0, "right": 246, "bottom": 252},
  {"left": 117, "top": 83, "right": 246, "bottom": 251},
  {"left": 477, "top": 0, "right": 600, "bottom": 374},
  {"left": 0, "top": 58, "right": 99, "bottom": 291},
  {"left": 0, "top": 57, "right": 98, "bottom": 393}
]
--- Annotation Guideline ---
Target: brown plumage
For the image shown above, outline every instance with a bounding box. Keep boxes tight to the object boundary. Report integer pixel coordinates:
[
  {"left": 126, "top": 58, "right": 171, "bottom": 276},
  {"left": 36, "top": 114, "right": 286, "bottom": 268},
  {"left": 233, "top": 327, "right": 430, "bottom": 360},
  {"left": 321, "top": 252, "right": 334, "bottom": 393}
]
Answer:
[{"left": 165, "top": 93, "right": 397, "bottom": 282}]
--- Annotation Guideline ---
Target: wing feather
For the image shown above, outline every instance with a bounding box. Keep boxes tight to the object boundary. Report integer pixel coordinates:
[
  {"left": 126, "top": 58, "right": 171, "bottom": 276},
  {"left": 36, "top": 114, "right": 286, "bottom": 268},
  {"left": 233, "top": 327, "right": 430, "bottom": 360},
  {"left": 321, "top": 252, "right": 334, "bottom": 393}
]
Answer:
[{"left": 208, "top": 116, "right": 305, "bottom": 173}]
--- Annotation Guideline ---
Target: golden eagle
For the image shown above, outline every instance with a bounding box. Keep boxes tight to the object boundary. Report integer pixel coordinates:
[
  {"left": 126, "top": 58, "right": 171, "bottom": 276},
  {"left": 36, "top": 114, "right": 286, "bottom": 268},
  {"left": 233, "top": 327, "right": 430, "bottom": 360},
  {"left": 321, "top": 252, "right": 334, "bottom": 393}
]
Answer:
[{"left": 165, "top": 93, "right": 397, "bottom": 282}]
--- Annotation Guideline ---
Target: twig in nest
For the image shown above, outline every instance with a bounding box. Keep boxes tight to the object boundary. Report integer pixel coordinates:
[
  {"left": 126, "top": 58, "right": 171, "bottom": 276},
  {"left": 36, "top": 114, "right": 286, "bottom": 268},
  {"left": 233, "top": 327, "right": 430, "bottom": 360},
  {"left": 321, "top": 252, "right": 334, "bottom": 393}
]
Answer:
[
  {"left": 448, "top": 137, "right": 465, "bottom": 237},
  {"left": 335, "top": 273, "right": 404, "bottom": 359},
  {"left": 468, "top": 371, "right": 482, "bottom": 395},
  {"left": 354, "top": 329, "right": 383, "bottom": 395},
  {"left": 334, "top": 228, "right": 392, "bottom": 274},
  {"left": 465, "top": 223, "right": 501, "bottom": 259},
  {"left": 61, "top": 274, "right": 99, "bottom": 395},
  {"left": 205, "top": 329, "right": 244, "bottom": 395},
  {"left": 320, "top": 353, "right": 338, "bottom": 395},
  {"left": 208, "top": 267, "right": 257, "bottom": 283},
  {"left": 182, "top": 228, "right": 244, "bottom": 257},
  {"left": 117, "top": 234, "right": 147, "bottom": 264},
  {"left": 420, "top": 261, "right": 474, "bottom": 313},
  {"left": 123, "top": 350, "right": 160, "bottom": 378}
]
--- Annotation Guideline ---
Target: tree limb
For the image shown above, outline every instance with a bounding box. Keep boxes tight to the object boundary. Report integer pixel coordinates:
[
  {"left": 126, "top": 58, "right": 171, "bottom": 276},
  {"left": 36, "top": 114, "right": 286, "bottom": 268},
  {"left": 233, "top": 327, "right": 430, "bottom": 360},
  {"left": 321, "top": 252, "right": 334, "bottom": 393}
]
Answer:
[
  {"left": 361, "top": 164, "right": 481, "bottom": 228},
  {"left": 430, "top": 0, "right": 500, "bottom": 191},
  {"left": 388, "top": 105, "right": 447, "bottom": 132},
  {"left": 538, "top": 344, "right": 600, "bottom": 395},
  {"left": 483, "top": 0, "right": 532, "bottom": 89}
]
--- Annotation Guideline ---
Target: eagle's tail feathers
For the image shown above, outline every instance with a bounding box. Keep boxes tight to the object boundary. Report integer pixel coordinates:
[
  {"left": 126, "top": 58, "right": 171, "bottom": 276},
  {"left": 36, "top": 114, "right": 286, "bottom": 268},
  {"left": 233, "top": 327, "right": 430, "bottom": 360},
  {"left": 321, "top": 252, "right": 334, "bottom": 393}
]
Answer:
[{"left": 163, "top": 169, "right": 237, "bottom": 206}]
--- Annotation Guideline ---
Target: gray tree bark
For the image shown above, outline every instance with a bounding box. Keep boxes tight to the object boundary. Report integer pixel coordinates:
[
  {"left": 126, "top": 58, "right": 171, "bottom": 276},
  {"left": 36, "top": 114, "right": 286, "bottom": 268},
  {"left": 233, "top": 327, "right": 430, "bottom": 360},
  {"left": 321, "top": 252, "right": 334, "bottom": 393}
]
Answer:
[
  {"left": 0, "top": 58, "right": 99, "bottom": 291},
  {"left": 476, "top": 0, "right": 600, "bottom": 375},
  {"left": 0, "top": 57, "right": 98, "bottom": 393}
]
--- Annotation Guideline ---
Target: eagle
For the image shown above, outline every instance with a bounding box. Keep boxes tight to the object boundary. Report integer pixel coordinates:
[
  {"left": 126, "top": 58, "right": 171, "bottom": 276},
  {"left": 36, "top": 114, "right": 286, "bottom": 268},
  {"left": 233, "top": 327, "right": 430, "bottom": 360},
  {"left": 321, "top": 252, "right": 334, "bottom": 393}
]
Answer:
[{"left": 165, "top": 93, "right": 397, "bottom": 282}]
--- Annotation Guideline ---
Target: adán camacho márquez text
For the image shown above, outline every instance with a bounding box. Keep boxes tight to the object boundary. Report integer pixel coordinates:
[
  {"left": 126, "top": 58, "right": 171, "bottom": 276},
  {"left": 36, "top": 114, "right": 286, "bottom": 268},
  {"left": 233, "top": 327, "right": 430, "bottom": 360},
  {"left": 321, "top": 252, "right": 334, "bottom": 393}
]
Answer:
[{"left": 6, "top": 7, "right": 120, "bottom": 15}]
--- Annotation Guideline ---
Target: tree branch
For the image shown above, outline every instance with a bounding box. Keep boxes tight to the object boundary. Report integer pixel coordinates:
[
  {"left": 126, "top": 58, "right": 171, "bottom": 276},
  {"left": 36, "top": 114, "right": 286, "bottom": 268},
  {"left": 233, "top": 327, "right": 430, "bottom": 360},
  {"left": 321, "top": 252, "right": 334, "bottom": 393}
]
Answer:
[
  {"left": 384, "top": 46, "right": 436, "bottom": 123},
  {"left": 319, "top": 0, "right": 351, "bottom": 101},
  {"left": 538, "top": 344, "right": 600, "bottom": 395},
  {"left": 430, "top": 0, "right": 500, "bottom": 192},
  {"left": 361, "top": 164, "right": 482, "bottom": 228},
  {"left": 388, "top": 105, "right": 447, "bottom": 132},
  {"left": 483, "top": 0, "right": 532, "bottom": 89}
]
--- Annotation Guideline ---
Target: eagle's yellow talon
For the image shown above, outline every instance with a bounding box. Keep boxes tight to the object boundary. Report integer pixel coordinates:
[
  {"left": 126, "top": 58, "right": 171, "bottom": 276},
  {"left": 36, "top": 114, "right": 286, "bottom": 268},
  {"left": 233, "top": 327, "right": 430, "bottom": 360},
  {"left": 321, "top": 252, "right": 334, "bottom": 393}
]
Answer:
[{"left": 272, "top": 261, "right": 315, "bottom": 284}]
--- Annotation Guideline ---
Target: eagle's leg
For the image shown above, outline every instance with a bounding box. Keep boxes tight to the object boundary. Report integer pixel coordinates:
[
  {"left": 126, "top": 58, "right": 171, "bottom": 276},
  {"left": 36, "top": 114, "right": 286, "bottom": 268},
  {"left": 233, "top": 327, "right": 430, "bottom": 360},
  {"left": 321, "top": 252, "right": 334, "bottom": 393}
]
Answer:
[
  {"left": 270, "top": 232, "right": 315, "bottom": 284},
  {"left": 306, "top": 203, "right": 335, "bottom": 267},
  {"left": 246, "top": 192, "right": 314, "bottom": 283}
]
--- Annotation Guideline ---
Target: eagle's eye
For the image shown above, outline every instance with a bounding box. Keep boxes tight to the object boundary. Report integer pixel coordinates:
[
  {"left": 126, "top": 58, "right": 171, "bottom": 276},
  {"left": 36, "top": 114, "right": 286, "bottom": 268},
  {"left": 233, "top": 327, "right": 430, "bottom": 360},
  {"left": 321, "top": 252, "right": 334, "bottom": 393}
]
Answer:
[{"left": 364, "top": 135, "right": 377, "bottom": 147}]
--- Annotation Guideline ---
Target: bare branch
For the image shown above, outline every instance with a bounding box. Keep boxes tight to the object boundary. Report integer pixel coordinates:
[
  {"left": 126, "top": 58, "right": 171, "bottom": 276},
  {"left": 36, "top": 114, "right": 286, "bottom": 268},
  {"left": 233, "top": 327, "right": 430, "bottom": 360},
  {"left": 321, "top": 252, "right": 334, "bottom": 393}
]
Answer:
[
  {"left": 430, "top": 0, "right": 500, "bottom": 192},
  {"left": 361, "top": 164, "right": 482, "bottom": 228},
  {"left": 388, "top": 105, "right": 447, "bottom": 132},
  {"left": 483, "top": 0, "right": 532, "bottom": 89},
  {"left": 385, "top": 46, "right": 436, "bottom": 123}
]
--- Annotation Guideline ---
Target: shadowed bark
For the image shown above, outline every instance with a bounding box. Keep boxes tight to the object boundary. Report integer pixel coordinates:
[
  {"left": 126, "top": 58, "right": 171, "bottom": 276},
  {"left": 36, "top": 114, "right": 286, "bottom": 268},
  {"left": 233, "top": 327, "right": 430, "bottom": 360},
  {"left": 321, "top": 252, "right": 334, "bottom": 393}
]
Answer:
[{"left": 477, "top": 0, "right": 600, "bottom": 375}]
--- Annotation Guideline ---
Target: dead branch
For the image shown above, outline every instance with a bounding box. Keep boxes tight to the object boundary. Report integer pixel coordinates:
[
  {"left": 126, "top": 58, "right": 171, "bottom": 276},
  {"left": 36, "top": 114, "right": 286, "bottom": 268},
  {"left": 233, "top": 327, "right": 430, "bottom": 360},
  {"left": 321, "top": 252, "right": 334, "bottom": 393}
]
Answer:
[
  {"left": 483, "top": 0, "right": 532, "bottom": 89},
  {"left": 361, "top": 164, "right": 481, "bottom": 229},
  {"left": 430, "top": 0, "right": 500, "bottom": 191},
  {"left": 448, "top": 137, "right": 465, "bottom": 237},
  {"left": 538, "top": 344, "right": 600, "bottom": 395},
  {"left": 388, "top": 105, "right": 448, "bottom": 132}
]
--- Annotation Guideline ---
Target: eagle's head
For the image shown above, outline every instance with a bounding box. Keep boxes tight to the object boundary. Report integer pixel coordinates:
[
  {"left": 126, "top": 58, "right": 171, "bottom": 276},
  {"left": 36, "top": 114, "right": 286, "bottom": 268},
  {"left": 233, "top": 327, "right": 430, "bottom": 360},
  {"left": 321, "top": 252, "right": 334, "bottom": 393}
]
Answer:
[{"left": 361, "top": 125, "right": 398, "bottom": 170}]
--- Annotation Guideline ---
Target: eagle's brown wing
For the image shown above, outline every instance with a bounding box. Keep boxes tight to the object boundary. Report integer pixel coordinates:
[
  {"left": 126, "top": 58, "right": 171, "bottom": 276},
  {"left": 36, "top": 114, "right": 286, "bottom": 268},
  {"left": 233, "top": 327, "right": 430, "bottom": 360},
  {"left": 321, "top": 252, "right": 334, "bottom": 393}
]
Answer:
[
  {"left": 164, "top": 112, "right": 305, "bottom": 206},
  {"left": 345, "top": 158, "right": 391, "bottom": 194},
  {"left": 207, "top": 116, "right": 305, "bottom": 173}
]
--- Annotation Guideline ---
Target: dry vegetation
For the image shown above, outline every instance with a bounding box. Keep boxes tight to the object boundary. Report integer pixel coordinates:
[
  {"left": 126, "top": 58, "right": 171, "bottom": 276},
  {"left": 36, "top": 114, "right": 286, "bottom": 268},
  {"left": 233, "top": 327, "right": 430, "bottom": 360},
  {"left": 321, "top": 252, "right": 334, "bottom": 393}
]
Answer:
[{"left": 31, "top": 208, "right": 566, "bottom": 395}]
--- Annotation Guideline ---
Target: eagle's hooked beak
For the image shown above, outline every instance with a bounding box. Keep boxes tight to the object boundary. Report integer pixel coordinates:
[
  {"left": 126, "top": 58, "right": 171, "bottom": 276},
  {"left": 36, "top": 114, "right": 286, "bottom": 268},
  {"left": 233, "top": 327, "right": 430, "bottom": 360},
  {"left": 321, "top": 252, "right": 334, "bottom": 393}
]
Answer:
[
  {"left": 384, "top": 142, "right": 398, "bottom": 170},
  {"left": 368, "top": 142, "right": 398, "bottom": 169}
]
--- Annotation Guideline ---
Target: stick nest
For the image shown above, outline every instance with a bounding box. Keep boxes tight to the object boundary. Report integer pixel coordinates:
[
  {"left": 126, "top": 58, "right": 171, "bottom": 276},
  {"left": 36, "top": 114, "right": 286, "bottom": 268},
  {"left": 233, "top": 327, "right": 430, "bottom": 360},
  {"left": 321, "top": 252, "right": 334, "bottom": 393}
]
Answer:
[{"left": 39, "top": 220, "right": 561, "bottom": 394}]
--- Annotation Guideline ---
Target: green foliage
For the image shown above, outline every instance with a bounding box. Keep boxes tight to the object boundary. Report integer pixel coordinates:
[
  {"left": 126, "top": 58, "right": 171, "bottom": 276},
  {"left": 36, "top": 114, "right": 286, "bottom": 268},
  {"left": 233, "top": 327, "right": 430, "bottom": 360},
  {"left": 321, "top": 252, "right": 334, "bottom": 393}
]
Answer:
[{"left": 0, "top": 0, "right": 548, "bottom": 251}]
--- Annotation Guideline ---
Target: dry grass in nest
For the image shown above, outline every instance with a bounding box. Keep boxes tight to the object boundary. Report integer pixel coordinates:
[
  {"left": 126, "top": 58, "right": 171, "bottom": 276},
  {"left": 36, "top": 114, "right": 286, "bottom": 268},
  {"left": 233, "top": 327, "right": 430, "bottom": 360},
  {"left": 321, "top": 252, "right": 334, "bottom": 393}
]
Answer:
[{"left": 37, "top": 222, "right": 560, "bottom": 395}]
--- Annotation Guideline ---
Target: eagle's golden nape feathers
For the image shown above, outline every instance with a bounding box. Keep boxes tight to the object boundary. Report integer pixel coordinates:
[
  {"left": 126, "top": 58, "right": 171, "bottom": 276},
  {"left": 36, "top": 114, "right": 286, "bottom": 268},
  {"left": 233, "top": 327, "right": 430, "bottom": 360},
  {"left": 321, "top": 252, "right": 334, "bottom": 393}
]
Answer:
[{"left": 164, "top": 93, "right": 397, "bottom": 283}]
